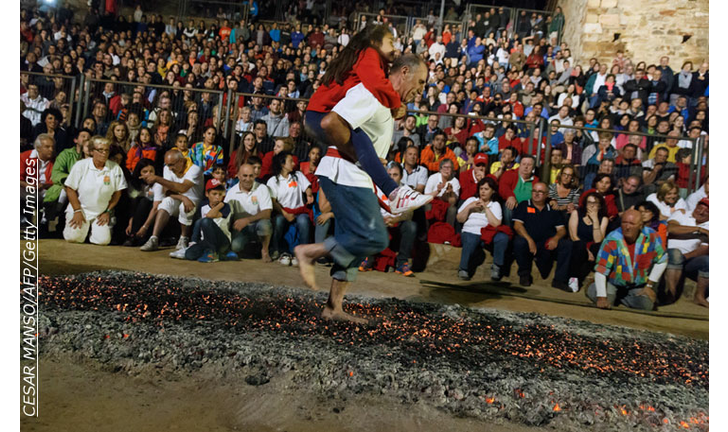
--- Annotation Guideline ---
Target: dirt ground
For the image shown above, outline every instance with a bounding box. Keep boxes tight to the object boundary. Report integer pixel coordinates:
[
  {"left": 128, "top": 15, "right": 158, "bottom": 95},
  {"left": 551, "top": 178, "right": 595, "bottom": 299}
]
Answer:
[{"left": 23, "top": 240, "right": 709, "bottom": 431}]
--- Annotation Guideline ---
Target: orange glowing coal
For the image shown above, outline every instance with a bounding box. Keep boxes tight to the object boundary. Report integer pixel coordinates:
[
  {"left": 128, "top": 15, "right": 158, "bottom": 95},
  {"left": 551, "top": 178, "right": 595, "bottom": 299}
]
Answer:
[
  {"left": 553, "top": 404, "right": 561, "bottom": 412},
  {"left": 485, "top": 397, "right": 495, "bottom": 404}
]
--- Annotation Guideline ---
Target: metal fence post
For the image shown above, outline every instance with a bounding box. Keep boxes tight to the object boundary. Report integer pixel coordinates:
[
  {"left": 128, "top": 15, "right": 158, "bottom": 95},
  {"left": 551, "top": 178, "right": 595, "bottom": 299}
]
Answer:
[
  {"left": 223, "top": 89, "right": 233, "bottom": 139},
  {"left": 693, "top": 136, "right": 705, "bottom": 193},
  {"left": 74, "top": 74, "right": 85, "bottom": 128},
  {"left": 541, "top": 119, "right": 552, "bottom": 182},
  {"left": 527, "top": 120, "right": 536, "bottom": 156},
  {"left": 687, "top": 137, "right": 699, "bottom": 194},
  {"left": 81, "top": 77, "right": 92, "bottom": 122},
  {"left": 68, "top": 75, "right": 77, "bottom": 129}
]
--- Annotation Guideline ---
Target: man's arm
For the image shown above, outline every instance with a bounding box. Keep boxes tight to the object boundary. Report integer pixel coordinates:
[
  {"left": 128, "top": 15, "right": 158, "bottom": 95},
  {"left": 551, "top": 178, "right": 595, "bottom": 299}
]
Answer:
[
  {"left": 513, "top": 220, "right": 534, "bottom": 243},
  {"left": 154, "top": 175, "right": 195, "bottom": 194}
]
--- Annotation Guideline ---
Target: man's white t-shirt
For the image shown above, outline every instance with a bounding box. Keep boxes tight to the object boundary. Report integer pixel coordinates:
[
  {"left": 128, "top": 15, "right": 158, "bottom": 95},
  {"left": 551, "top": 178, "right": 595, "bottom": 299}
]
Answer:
[
  {"left": 316, "top": 83, "right": 393, "bottom": 188},
  {"left": 667, "top": 211, "right": 709, "bottom": 255},
  {"left": 458, "top": 198, "right": 503, "bottom": 236},
  {"left": 646, "top": 193, "right": 687, "bottom": 219},
  {"left": 65, "top": 158, "right": 127, "bottom": 219},
  {"left": 266, "top": 171, "right": 310, "bottom": 208},
  {"left": 225, "top": 181, "right": 273, "bottom": 218},
  {"left": 424, "top": 173, "right": 461, "bottom": 198},
  {"left": 163, "top": 164, "right": 204, "bottom": 204}
]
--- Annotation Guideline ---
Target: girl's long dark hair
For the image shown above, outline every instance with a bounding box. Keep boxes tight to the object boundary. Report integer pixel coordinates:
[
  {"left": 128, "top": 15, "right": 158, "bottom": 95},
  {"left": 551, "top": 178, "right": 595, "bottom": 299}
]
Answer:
[
  {"left": 130, "top": 158, "right": 156, "bottom": 191},
  {"left": 321, "top": 24, "right": 392, "bottom": 87}
]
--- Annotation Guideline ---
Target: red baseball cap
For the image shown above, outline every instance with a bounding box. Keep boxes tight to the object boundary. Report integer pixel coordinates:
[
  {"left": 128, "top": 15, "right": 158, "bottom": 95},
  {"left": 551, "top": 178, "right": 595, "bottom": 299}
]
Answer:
[
  {"left": 698, "top": 198, "right": 709, "bottom": 208},
  {"left": 205, "top": 178, "right": 225, "bottom": 192},
  {"left": 474, "top": 153, "right": 489, "bottom": 166}
]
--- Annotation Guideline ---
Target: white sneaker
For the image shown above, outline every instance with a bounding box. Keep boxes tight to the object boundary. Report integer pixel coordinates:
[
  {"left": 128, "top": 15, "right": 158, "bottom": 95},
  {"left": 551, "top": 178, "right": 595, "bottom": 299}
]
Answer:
[
  {"left": 169, "top": 248, "right": 188, "bottom": 259},
  {"left": 568, "top": 277, "right": 580, "bottom": 292},
  {"left": 176, "top": 236, "right": 189, "bottom": 250},
  {"left": 291, "top": 256, "right": 299, "bottom": 266},
  {"left": 389, "top": 185, "right": 433, "bottom": 215},
  {"left": 279, "top": 253, "right": 291, "bottom": 266},
  {"left": 140, "top": 236, "right": 159, "bottom": 252}
]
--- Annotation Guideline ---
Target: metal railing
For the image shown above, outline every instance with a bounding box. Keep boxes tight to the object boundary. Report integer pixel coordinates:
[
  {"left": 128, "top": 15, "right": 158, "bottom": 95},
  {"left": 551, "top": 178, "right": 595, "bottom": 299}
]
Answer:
[
  {"left": 355, "top": 12, "right": 410, "bottom": 38},
  {"left": 20, "top": 71, "right": 78, "bottom": 130}
]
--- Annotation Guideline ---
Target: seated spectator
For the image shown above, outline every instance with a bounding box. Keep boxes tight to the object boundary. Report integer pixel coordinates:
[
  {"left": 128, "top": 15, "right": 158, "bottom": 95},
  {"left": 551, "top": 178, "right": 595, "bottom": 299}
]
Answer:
[
  {"left": 106, "top": 120, "right": 131, "bottom": 153},
  {"left": 401, "top": 145, "right": 428, "bottom": 193},
  {"left": 267, "top": 151, "right": 313, "bottom": 265},
  {"left": 126, "top": 127, "right": 162, "bottom": 172},
  {"left": 21, "top": 133, "right": 55, "bottom": 204},
  {"left": 636, "top": 200, "right": 668, "bottom": 246},
  {"left": 44, "top": 129, "right": 93, "bottom": 226},
  {"left": 228, "top": 131, "right": 259, "bottom": 179},
  {"left": 583, "top": 157, "right": 615, "bottom": 195},
  {"left": 614, "top": 143, "right": 642, "bottom": 184},
  {"left": 497, "top": 126, "right": 526, "bottom": 155},
  {"left": 174, "top": 179, "right": 236, "bottom": 262},
  {"left": 189, "top": 126, "right": 224, "bottom": 177},
  {"left": 489, "top": 146, "right": 519, "bottom": 180},
  {"left": 261, "top": 99, "right": 290, "bottom": 138},
  {"left": 674, "top": 148, "right": 706, "bottom": 197},
  {"left": 548, "top": 164, "right": 580, "bottom": 215},
  {"left": 590, "top": 185, "right": 671, "bottom": 307},
  {"left": 582, "top": 131, "right": 617, "bottom": 186},
  {"left": 33, "top": 108, "right": 68, "bottom": 152},
  {"left": 225, "top": 163, "right": 273, "bottom": 262},
  {"left": 139, "top": 149, "right": 205, "bottom": 252},
  {"left": 122, "top": 159, "right": 163, "bottom": 247},
  {"left": 580, "top": 173, "right": 619, "bottom": 220},
  {"left": 512, "top": 182, "right": 572, "bottom": 290},
  {"left": 642, "top": 146, "right": 677, "bottom": 195},
  {"left": 615, "top": 175, "right": 645, "bottom": 215},
  {"left": 63, "top": 137, "right": 127, "bottom": 246},
  {"left": 647, "top": 129, "right": 681, "bottom": 162},
  {"left": 456, "top": 177, "right": 508, "bottom": 281},
  {"left": 499, "top": 154, "right": 538, "bottom": 226},
  {"left": 289, "top": 121, "right": 311, "bottom": 163},
  {"left": 444, "top": 115, "right": 470, "bottom": 150},
  {"left": 420, "top": 131, "right": 460, "bottom": 172},
  {"left": 646, "top": 179, "right": 687, "bottom": 220},
  {"left": 557, "top": 130, "right": 582, "bottom": 169},
  {"left": 261, "top": 137, "right": 299, "bottom": 180},
  {"left": 459, "top": 153, "right": 490, "bottom": 200},
  {"left": 172, "top": 133, "right": 194, "bottom": 170},
  {"left": 299, "top": 145, "right": 322, "bottom": 189},
  {"left": 21, "top": 83, "right": 49, "bottom": 127},
  {"left": 475, "top": 124, "right": 498, "bottom": 158},
  {"left": 392, "top": 115, "right": 422, "bottom": 149},
  {"left": 685, "top": 177, "right": 708, "bottom": 212},
  {"left": 360, "top": 164, "right": 418, "bottom": 277},
  {"left": 568, "top": 191, "right": 608, "bottom": 292},
  {"left": 425, "top": 158, "right": 461, "bottom": 227},
  {"left": 548, "top": 147, "right": 565, "bottom": 184},
  {"left": 456, "top": 137, "right": 480, "bottom": 172},
  {"left": 664, "top": 198, "right": 709, "bottom": 307}
]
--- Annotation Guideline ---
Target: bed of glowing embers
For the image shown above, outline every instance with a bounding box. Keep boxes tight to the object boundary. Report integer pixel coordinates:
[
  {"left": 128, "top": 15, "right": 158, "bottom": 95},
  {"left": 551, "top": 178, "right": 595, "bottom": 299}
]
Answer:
[{"left": 34, "top": 271, "right": 708, "bottom": 431}]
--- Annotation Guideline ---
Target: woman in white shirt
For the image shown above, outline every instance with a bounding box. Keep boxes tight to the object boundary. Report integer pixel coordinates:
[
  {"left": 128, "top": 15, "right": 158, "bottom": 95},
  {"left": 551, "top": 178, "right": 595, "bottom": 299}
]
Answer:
[
  {"left": 646, "top": 180, "right": 688, "bottom": 221},
  {"left": 456, "top": 177, "right": 508, "bottom": 281},
  {"left": 267, "top": 151, "right": 314, "bottom": 265}
]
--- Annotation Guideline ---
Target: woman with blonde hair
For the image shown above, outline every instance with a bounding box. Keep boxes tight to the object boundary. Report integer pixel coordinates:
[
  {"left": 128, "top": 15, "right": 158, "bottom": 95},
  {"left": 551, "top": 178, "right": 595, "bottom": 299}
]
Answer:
[
  {"left": 106, "top": 120, "right": 131, "bottom": 152},
  {"left": 646, "top": 179, "right": 688, "bottom": 220}
]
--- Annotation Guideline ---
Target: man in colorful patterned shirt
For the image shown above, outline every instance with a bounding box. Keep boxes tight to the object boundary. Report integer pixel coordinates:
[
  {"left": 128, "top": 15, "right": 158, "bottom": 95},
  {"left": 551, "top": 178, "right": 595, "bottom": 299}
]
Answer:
[{"left": 587, "top": 209, "right": 667, "bottom": 310}]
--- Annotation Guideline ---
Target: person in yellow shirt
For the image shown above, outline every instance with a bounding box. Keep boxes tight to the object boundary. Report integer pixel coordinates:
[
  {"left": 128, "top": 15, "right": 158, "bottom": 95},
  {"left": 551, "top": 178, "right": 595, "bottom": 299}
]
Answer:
[{"left": 647, "top": 129, "right": 681, "bottom": 163}]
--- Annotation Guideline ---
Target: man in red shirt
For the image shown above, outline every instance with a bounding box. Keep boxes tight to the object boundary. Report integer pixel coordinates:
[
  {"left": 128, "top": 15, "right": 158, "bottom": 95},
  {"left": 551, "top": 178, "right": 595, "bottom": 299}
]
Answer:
[{"left": 459, "top": 153, "right": 492, "bottom": 200}]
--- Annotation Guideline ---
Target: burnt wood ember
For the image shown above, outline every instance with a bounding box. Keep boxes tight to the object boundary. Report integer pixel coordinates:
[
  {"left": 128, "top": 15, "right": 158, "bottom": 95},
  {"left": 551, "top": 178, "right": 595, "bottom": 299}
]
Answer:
[{"left": 32, "top": 271, "right": 708, "bottom": 431}]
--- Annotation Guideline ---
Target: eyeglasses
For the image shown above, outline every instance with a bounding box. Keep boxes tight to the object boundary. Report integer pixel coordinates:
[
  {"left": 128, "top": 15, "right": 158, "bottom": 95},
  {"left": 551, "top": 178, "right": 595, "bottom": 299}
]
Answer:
[{"left": 94, "top": 148, "right": 110, "bottom": 153}]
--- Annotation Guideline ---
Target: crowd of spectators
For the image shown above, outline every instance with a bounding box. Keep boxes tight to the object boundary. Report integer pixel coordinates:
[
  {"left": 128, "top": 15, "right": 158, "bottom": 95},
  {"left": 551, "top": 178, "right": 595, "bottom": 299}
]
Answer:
[{"left": 20, "top": 0, "right": 709, "bottom": 309}]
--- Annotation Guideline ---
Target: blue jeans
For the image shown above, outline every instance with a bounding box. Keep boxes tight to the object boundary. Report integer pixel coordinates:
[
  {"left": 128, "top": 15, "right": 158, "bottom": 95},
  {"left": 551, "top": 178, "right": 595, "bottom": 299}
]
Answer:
[
  {"left": 459, "top": 231, "right": 509, "bottom": 276},
  {"left": 315, "top": 217, "right": 334, "bottom": 243},
  {"left": 667, "top": 248, "right": 709, "bottom": 279},
  {"left": 318, "top": 176, "right": 389, "bottom": 282},
  {"left": 395, "top": 220, "right": 417, "bottom": 266},
  {"left": 586, "top": 282, "right": 654, "bottom": 310},
  {"left": 185, "top": 218, "right": 230, "bottom": 260},
  {"left": 230, "top": 219, "right": 272, "bottom": 253},
  {"left": 513, "top": 236, "right": 572, "bottom": 283},
  {"left": 272, "top": 214, "right": 311, "bottom": 255},
  {"left": 305, "top": 110, "right": 399, "bottom": 196}
]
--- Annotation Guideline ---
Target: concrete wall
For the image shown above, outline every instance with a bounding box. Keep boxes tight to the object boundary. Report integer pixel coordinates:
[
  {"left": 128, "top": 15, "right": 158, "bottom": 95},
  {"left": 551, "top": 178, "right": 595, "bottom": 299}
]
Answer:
[{"left": 557, "top": 0, "right": 708, "bottom": 67}]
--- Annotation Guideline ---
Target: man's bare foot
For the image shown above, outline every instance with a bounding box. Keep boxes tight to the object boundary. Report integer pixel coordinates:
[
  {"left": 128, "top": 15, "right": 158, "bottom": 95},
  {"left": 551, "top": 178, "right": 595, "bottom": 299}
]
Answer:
[
  {"left": 694, "top": 296, "right": 709, "bottom": 308},
  {"left": 261, "top": 252, "right": 272, "bottom": 263},
  {"left": 294, "top": 244, "right": 319, "bottom": 290},
  {"left": 321, "top": 306, "right": 369, "bottom": 324}
]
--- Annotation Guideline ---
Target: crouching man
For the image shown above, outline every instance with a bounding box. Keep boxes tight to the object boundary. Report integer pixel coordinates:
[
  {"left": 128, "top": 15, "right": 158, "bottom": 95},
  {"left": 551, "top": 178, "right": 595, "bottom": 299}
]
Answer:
[
  {"left": 224, "top": 163, "right": 273, "bottom": 261},
  {"left": 587, "top": 209, "right": 667, "bottom": 310}
]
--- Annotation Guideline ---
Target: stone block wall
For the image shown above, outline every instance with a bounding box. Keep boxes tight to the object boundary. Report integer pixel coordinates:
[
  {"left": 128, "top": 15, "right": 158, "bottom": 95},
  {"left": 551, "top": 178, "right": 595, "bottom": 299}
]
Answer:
[{"left": 557, "top": 0, "right": 708, "bottom": 68}]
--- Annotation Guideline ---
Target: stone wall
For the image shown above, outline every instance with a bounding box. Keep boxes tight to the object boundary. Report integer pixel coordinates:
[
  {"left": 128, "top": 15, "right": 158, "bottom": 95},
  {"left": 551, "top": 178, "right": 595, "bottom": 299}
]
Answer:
[{"left": 557, "top": 0, "right": 708, "bottom": 68}]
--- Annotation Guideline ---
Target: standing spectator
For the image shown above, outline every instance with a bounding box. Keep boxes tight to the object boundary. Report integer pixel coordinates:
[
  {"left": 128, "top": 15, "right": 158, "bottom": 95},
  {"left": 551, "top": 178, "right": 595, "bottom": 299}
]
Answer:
[
  {"left": 512, "top": 182, "right": 572, "bottom": 289},
  {"left": 587, "top": 209, "right": 667, "bottom": 310},
  {"left": 139, "top": 149, "right": 205, "bottom": 252},
  {"left": 456, "top": 177, "right": 508, "bottom": 281},
  {"left": 63, "top": 137, "right": 127, "bottom": 245},
  {"left": 664, "top": 198, "right": 709, "bottom": 306}
]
